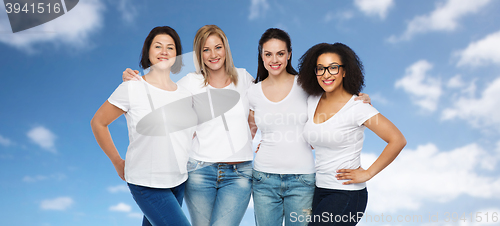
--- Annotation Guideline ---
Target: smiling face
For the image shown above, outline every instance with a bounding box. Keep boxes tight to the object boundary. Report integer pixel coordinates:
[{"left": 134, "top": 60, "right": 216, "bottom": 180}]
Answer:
[
  {"left": 202, "top": 34, "right": 226, "bottom": 73},
  {"left": 316, "top": 53, "right": 345, "bottom": 93},
  {"left": 261, "top": 38, "right": 290, "bottom": 77},
  {"left": 148, "top": 34, "right": 176, "bottom": 69}
]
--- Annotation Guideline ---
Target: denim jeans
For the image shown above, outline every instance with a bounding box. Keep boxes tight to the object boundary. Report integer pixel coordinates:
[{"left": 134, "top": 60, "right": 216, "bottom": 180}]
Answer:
[
  {"left": 309, "top": 187, "right": 368, "bottom": 226},
  {"left": 184, "top": 161, "right": 253, "bottom": 226},
  {"left": 252, "top": 170, "right": 316, "bottom": 226},
  {"left": 127, "top": 182, "right": 190, "bottom": 226}
]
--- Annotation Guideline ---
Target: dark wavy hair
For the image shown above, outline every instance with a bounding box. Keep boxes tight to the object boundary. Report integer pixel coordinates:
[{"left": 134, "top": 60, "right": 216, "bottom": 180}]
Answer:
[
  {"left": 298, "top": 43, "right": 364, "bottom": 96},
  {"left": 255, "top": 28, "right": 298, "bottom": 83},
  {"left": 139, "top": 26, "right": 183, "bottom": 73}
]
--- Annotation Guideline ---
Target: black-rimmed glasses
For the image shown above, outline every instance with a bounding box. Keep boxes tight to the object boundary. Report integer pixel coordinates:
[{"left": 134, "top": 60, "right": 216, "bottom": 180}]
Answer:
[{"left": 315, "top": 64, "right": 344, "bottom": 76}]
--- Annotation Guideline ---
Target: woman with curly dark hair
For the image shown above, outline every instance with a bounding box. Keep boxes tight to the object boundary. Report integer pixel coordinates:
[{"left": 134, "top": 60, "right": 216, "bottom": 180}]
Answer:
[
  {"left": 298, "top": 43, "right": 406, "bottom": 225},
  {"left": 248, "top": 30, "right": 371, "bottom": 226}
]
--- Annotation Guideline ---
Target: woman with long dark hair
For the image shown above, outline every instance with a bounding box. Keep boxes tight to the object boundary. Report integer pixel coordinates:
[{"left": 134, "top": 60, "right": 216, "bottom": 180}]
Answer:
[{"left": 248, "top": 29, "right": 371, "bottom": 226}]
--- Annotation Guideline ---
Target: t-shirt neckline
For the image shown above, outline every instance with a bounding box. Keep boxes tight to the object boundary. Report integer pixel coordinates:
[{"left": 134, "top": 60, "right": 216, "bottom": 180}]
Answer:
[
  {"left": 140, "top": 76, "right": 179, "bottom": 93},
  {"left": 312, "top": 94, "right": 355, "bottom": 125},
  {"left": 259, "top": 76, "right": 297, "bottom": 104}
]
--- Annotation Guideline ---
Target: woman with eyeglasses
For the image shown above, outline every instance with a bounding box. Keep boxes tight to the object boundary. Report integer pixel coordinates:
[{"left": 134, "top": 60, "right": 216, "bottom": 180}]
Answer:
[
  {"left": 298, "top": 43, "right": 406, "bottom": 225},
  {"left": 248, "top": 29, "right": 371, "bottom": 226}
]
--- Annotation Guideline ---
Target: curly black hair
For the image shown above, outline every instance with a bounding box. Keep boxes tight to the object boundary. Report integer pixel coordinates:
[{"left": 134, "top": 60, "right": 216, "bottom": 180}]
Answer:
[
  {"left": 298, "top": 43, "right": 364, "bottom": 96},
  {"left": 255, "top": 28, "right": 298, "bottom": 83}
]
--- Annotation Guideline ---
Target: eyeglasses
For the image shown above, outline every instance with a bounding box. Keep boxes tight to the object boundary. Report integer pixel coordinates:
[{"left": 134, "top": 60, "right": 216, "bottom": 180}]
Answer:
[{"left": 315, "top": 64, "right": 344, "bottom": 76}]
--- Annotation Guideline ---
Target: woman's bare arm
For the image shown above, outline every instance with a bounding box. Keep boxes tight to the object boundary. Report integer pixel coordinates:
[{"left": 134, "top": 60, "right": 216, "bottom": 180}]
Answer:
[{"left": 90, "top": 101, "right": 127, "bottom": 180}]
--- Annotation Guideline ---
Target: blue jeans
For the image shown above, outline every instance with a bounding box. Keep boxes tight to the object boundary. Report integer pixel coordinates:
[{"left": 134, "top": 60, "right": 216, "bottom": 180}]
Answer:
[
  {"left": 127, "top": 182, "right": 191, "bottom": 226},
  {"left": 252, "top": 170, "right": 316, "bottom": 226},
  {"left": 309, "top": 187, "right": 368, "bottom": 226},
  {"left": 184, "top": 161, "right": 253, "bottom": 226}
]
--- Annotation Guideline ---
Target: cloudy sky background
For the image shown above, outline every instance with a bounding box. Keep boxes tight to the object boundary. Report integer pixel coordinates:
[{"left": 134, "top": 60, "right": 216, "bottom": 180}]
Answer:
[{"left": 1, "top": 0, "right": 500, "bottom": 225}]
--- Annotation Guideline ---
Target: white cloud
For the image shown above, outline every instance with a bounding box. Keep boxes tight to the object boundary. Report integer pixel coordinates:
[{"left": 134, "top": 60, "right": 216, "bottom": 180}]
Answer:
[
  {"left": 109, "top": 202, "right": 132, "bottom": 212},
  {"left": 117, "top": 0, "right": 138, "bottom": 23},
  {"left": 108, "top": 202, "right": 142, "bottom": 218},
  {"left": 388, "top": 0, "right": 492, "bottom": 42},
  {"left": 369, "top": 93, "right": 390, "bottom": 106},
  {"left": 324, "top": 10, "right": 354, "bottom": 23},
  {"left": 442, "top": 76, "right": 500, "bottom": 129},
  {"left": 41, "top": 197, "right": 74, "bottom": 211},
  {"left": 0, "top": 135, "right": 13, "bottom": 147},
  {"left": 447, "top": 74, "right": 465, "bottom": 88},
  {"left": 0, "top": 0, "right": 105, "bottom": 53},
  {"left": 128, "top": 212, "right": 143, "bottom": 218},
  {"left": 24, "top": 175, "right": 48, "bottom": 183},
  {"left": 455, "top": 30, "right": 500, "bottom": 67},
  {"left": 447, "top": 74, "right": 477, "bottom": 98},
  {"left": 395, "top": 60, "right": 442, "bottom": 112},
  {"left": 354, "top": 0, "right": 394, "bottom": 19},
  {"left": 27, "top": 126, "right": 57, "bottom": 153},
  {"left": 107, "top": 184, "right": 129, "bottom": 193},
  {"left": 248, "top": 0, "right": 269, "bottom": 20},
  {"left": 23, "top": 173, "right": 66, "bottom": 183},
  {"left": 362, "top": 142, "right": 500, "bottom": 213}
]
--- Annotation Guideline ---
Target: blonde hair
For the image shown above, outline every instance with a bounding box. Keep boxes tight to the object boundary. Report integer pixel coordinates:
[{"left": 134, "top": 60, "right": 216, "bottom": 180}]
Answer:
[{"left": 193, "top": 25, "right": 238, "bottom": 86}]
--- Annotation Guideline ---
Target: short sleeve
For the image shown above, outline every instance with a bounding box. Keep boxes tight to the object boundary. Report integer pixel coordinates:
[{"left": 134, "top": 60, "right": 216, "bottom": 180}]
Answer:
[
  {"left": 107, "top": 82, "right": 130, "bottom": 112},
  {"left": 353, "top": 100, "right": 379, "bottom": 126},
  {"left": 244, "top": 69, "right": 255, "bottom": 90},
  {"left": 177, "top": 73, "right": 205, "bottom": 94},
  {"left": 247, "top": 84, "right": 257, "bottom": 111},
  {"left": 176, "top": 74, "right": 191, "bottom": 90}
]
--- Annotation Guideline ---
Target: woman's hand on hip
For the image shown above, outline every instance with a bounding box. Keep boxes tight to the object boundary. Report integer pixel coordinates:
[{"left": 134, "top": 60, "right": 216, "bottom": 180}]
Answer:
[
  {"left": 113, "top": 158, "right": 126, "bottom": 181},
  {"left": 336, "top": 167, "right": 373, "bottom": 185}
]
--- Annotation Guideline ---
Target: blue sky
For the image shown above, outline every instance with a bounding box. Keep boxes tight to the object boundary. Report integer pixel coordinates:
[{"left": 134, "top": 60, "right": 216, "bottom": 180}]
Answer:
[{"left": 1, "top": 0, "right": 500, "bottom": 225}]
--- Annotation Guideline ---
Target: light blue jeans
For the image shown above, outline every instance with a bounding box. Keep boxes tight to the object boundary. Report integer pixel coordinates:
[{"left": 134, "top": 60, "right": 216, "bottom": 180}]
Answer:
[
  {"left": 252, "top": 170, "right": 315, "bottom": 226},
  {"left": 127, "top": 182, "right": 190, "bottom": 226},
  {"left": 184, "top": 161, "right": 253, "bottom": 226}
]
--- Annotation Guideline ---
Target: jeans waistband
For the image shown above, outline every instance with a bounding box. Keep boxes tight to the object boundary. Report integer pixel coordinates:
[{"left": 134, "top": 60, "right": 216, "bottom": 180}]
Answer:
[
  {"left": 213, "top": 161, "right": 252, "bottom": 169},
  {"left": 188, "top": 159, "right": 252, "bottom": 171},
  {"left": 253, "top": 169, "right": 315, "bottom": 178}
]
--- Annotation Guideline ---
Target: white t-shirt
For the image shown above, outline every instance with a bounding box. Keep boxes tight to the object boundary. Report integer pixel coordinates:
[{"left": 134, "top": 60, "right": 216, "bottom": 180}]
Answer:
[
  {"left": 177, "top": 68, "right": 254, "bottom": 162},
  {"left": 303, "top": 94, "right": 379, "bottom": 190},
  {"left": 108, "top": 78, "right": 197, "bottom": 188},
  {"left": 247, "top": 76, "right": 315, "bottom": 174}
]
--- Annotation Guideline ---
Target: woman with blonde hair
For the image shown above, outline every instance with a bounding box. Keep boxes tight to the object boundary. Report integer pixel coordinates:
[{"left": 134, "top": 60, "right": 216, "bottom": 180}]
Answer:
[
  {"left": 123, "top": 25, "right": 254, "bottom": 226},
  {"left": 179, "top": 24, "right": 254, "bottom": 226}
]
